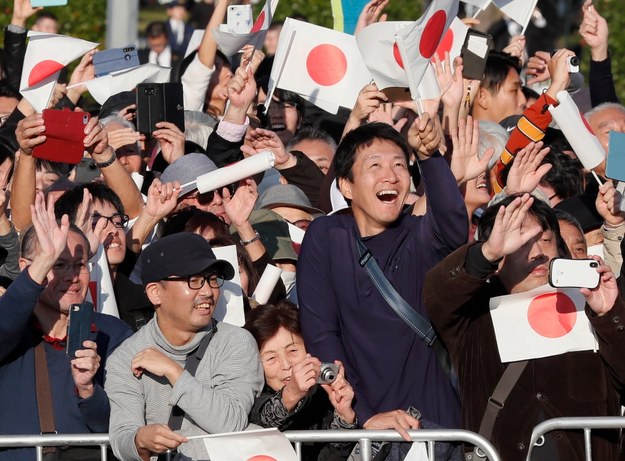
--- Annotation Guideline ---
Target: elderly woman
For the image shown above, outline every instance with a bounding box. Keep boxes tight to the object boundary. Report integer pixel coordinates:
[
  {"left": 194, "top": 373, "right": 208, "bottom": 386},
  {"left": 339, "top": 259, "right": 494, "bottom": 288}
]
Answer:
[{"left": 244, "top": 302, "right": 356, "bottom": 461}]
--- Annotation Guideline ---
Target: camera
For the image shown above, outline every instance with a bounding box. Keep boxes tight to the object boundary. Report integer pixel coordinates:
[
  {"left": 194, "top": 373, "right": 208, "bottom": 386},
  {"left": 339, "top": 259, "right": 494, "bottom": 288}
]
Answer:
[
  {"left": 317, "top": 363, "right": 339, "bottom": 384},
  {"left": 550, "top": 50, "right": 580, "bottom": 73}
]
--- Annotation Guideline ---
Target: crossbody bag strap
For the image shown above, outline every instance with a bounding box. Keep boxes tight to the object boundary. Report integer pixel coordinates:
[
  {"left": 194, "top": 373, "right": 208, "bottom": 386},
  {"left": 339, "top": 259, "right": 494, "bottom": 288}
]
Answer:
[
  {"left": 167, "top": 320, "right": 218, "bottom": 431},
  {"left": 353, "top": 234, "right": 437, "bottom": 345},
  {"left": 472, "top": 360, "right": 528, "bottom": 458},
  {"left": 34, "top": 341, "right": 57, "bottom": 454}
]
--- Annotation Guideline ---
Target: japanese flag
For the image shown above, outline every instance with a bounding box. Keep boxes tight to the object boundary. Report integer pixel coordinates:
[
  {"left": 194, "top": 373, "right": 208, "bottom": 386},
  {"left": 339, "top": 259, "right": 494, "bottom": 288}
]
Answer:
[
  {"left": 87, "top": 244, "right": 119, "bottom": 318},
  {"left": 82, "top": 63, "right": 171, "bottom": 105},
  {"left": 269, "top": 18, "right": 372, "bottom": 114},
  {"left": 20, "top": 32, "right": 97, "bottom": 112},
  {"left": 489, "top": 284, "right": 597, "bottom": 363},
  {"left": 549, "top": 90, "right": 605, "bottom": 170},
  {"left": 434, "top": 17, "right": 469, "bottom": 66},
  {"left": 493, "top": 0, "right": 538, "bottom": 31},
  {"left": 460, "top": 0, "right": 492, "bottom": 10},
  {"left": 201, "top": 428, "right": 298, "bottom": 461},
  {"left": 250, "top": 0, "right": 279, "bottom": 33},
  {"left": 396, "top": 0, "right": 459, "bottom": 101},
  {"left": 356, "top": 21, "right": 441, "bottom": 101}
]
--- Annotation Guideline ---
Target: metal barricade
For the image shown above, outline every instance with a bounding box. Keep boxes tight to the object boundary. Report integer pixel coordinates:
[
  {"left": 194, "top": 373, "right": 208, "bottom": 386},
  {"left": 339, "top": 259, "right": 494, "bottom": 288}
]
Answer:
[
  {"left": 526, "top": 416, "right": 625, "bottom": 461},
  {"left": 0, "top": 429, "right": 501, "bottom": 461}
]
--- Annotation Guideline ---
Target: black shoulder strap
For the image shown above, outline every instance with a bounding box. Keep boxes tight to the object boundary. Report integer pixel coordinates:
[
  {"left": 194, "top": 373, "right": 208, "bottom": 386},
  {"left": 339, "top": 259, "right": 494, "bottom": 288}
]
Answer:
[
  {"left": 353, "top": 231, "right": 458, "bottom": 394},
  {"left": 167, "top": 320, "right": 218, "bottom": 431}
]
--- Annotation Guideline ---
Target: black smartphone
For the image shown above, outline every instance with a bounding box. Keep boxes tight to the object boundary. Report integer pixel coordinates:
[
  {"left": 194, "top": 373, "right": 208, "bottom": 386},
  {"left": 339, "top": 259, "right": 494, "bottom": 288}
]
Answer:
[
  {"left": 460, "top": 29, "right": 493, "bottom": 80},
  {"left": 136, "top": 83, "right": 185, "bottom": 135},
  {"left": 73, "top": 157, "right": 101, "bottom": 184},
  {"left": 66, "top": 302, "right": 94, "bottom": 358}
]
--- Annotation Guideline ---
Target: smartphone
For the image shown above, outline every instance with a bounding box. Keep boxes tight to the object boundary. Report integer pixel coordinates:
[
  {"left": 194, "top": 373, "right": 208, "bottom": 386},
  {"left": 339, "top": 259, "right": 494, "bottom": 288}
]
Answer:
[
  {"left": 32, "top": 109, "right": 91, "bottom": 164},
  {"left": 606, "top": 131, "right": 625, "bottom": 183},
  {"left": 460, "top": 29, "right": 493, "bottom": 80},
  {"left": 66, "top": 302, "right": 94, "bottom": 358},
  {"left": 136, "top": 83, "right": 185, "bottom": 135},
  {"left": 227, "top": 5, "right": 253, "bottom": 34},
  {"left": 31, "top": 0, "right": 67, "bottom": 6},
  {"left": 549, "top": 258, "right": 601, "bottom": 289},
  {"left": 93, "top": 46, "right": 140, "bottom": 78},
  {"left": 73, "top": 156, "right": 101, "bottom": 184}
]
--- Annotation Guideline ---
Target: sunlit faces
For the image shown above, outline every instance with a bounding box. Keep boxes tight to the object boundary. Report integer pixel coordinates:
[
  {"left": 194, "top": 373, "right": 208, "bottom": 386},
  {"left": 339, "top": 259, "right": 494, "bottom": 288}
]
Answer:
[
  {"left": 290, "top": 138, "right": 335, "bottom": 174},
  {"left": 267, "top": 97, "right": 300, "bottom": 146},
  {"left": 339, "top": 139, "right": 410, "bottom": 236},
  {"left": 36, "top": 231, "right": 91, "bottom": 315},
  {"left": 479, "top": 68, "right": 526, "bottom": 123},
  {"left": 559, "top": 221, "right": 587, "bottom": 259},
  {"left": 587, "top": 107, "right": 625, "bottom": 178},
  {"left": 498, "top": 217, "right": 559, "bottom": 294},
  {"left": 92, "top": 200, "right": 127, "bottom": 266},
  {"left": 35, "top": 169, "right": 60, "bottom": 193},
  {"left": 150, "top": 273, "right": 221, "bottom": 335},
  {"left": 259, "top": 327, "right": 308, "bottom": 392},
  {"left": 462, "top": 172, "right": 490, "bottom": 212}
]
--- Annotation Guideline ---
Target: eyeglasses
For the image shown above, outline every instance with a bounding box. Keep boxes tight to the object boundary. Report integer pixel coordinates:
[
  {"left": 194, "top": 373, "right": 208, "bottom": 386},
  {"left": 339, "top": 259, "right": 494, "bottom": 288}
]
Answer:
[
  {"left": 91, "top": 213, "right": 129, "bottom": 230},
  {"left": 163, "top": 274, "right": 225, "bottom": 290},
  {"left": 51, "top": 260, "right": 95, "bottom": 275},
  {"left": 182, "top": 184, "right": 236, "bottom": 205},
  {"left": 287, "top": 219, "right": 312, "bottom": 231}
]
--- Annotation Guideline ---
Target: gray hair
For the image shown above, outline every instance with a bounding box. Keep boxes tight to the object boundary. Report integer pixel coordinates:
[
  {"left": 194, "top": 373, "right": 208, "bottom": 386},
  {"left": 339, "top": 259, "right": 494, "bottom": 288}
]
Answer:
[
  {"left": 584, "top": 102, "right": 625, "bottom": 121},
  {"left": 184, "top": 110, "right": 216, "bottom": 148},
  {"left": 478, "top": 121, "right": 509, "bottom": 170},
  {"left": 287, "top": 125, "right": 338, "bottom": 153}
]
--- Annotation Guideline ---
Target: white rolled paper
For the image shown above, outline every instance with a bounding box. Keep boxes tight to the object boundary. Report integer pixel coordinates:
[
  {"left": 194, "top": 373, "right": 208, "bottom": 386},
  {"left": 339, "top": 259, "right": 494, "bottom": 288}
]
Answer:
[
  {"left": 252, "top": 264, "right": 283, "bottom": 304},
  {"left": 549, "top": 90, "right": 605, "bottom": 170},
  {"left": 196, "top": 151, "right": 275, "bottom": 194}
]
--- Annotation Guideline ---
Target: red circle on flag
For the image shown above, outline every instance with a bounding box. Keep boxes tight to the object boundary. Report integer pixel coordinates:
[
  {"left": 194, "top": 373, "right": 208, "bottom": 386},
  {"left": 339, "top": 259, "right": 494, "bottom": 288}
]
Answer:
[
  {"left": 420, "top": 10, "right": 447, "bottom": 59},
  {"left": 28, "top": 59, "right": 64, "bottom": 87},
  {"left": 306, "top": 44, "right": 348, "bottom": 86},
  {"left": 392, "top": 41, "right": 405, "bottom": 69},
  {"left": 247, "top": 456, "right": 278, "bottom": 461},
  {"left": 435, "top": 28, "right": 454, "bottom": 61},
  {"left": 527, "top": 292, "right": 577, "bottom": 338},
  {"left": 251, "top": 11, "right": 265, "bottom": 33}
]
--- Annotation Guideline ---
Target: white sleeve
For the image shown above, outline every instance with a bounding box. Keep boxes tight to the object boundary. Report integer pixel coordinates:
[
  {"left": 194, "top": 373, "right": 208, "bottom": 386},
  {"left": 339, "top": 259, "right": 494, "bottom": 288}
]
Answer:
[{"left": 181, "top": 54, "right": 216, "bottom": 112}]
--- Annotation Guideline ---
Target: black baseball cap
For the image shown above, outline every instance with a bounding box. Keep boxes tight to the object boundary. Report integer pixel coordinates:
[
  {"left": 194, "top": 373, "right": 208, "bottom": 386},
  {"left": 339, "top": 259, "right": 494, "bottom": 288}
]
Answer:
[{"left": 140, "top": 232, "right": 234, "bottom": 285}]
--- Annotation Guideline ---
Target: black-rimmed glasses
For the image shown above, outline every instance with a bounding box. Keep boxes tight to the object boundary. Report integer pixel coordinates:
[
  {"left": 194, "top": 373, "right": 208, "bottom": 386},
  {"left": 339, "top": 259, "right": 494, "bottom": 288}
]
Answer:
[
  {"left": 163, "top": 274, "right": 225, "bottom": 290},
  {"left": 91, "top": 213, "right": 129, "bottom": 230}
]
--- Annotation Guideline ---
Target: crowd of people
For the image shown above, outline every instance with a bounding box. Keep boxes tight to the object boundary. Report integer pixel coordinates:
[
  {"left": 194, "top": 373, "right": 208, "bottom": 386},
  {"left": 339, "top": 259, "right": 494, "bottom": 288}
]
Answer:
[{"left": 0, "top": 0, "right": 625, "bottom": 460}]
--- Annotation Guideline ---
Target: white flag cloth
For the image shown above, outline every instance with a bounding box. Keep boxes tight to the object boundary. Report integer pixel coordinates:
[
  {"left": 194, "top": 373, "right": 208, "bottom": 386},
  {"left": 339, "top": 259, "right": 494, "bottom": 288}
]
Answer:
[
  {"left": 434, "top": 17, "right": 469, "bottom": 65},
  {"left": 83, "top": 63, "right": 171, "bottom": 105},
  {"left": 270, "top": 18, "right": 372, "bottom": 114},
  {"left": 87, "top": 244, "right": 119, "bottom": 318},
  {"left": 489, "top": 284, "right": 597, "bottom": 363},
  {"left": 493, "top": 0, "right": 538, "bottom": 31},
  {"left": 20, "top": 32, "right": 97, "bottom": 112},
  {"left": 549, "top": 90, "right": 605, "bottom": 170},
  {"left": 460, "top": 0, "right": 492, "bottom": 10},
  {"left": 212, "top": 245, "right": 244, "bottom": 326},
  {"left": 252, "top": 264, "right": 283, "bottom": 304},
  {"left": 396, "top": 0, "right": 459, "bottom": 101},
  {"left": 200, "top": 428, "right": 298, "bottom": 461}
]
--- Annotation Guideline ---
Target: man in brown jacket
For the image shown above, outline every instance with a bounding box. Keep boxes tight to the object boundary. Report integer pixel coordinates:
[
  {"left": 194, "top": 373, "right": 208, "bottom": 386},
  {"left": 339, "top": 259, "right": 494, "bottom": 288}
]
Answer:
[{"left": 424, "top": 194, "right": 625, "bottom": 461}]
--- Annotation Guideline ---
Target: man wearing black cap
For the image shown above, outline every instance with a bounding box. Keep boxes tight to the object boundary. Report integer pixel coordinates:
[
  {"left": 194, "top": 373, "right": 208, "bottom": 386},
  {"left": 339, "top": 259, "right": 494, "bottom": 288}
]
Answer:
[{"left": 106, "top": 232, "right": 264, "bottom": 461}]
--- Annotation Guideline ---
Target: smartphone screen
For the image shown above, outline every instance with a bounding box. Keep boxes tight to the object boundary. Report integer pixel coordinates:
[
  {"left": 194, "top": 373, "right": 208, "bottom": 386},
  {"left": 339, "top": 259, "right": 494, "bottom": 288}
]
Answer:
[{"left": 66, "top": 302, "right": 94, "bottom": 358}]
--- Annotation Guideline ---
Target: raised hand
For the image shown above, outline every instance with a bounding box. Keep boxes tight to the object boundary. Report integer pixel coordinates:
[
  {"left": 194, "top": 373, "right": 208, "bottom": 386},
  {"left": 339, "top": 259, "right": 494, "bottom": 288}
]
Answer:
[
  {"left": 71, "top": 340, "right": 101, "bottom": 398},
  {"left": 579, "top": 0, "right": 609, "bottom": 61},
  {"left": 281, "top": 354, "right": 320, "bottom": 410},
  {"left": 241, "top": 128, "right": 294, "bottom": 169},
  {"left": 16, "top": 113, "right": 46, "bottom": 156},
  {"left": 68, "top": 49, "right": 97, "bottom": 102},
  {"left": 581, "top": 256, "right": 618, "bottom": 316},
  {"left": 481, "top": 194, "right": 542, "bottom": 262},
  {"left": 144, "top": 178, "right": 180, "bottom": 222},
  {"left": 354, "top": 0, "right": 389, "bottom": 35},
  {"left": 596, "top": 182, "right": 625, "bottom": 227},
  {"left": 503, "top": 35, "right": 527, "bottom": 65},
  {"left": 526, "top": 51, "right": 552, "bottom": 86},
  {"left": 505, "top": 142, "right": 552, "bottom": 195},
  {"left": 223, "top": 178, "right": 258, "bottom": 228},
  {"left": 11, "top": 0, "right": 41, "bottom": 28},
  {"left": 153, "top": 121, "right": 185, "bottom": 165},
  {"left": 73, "top": 188, "right": 107, "bottom": 255},
  {"left": 450, "top": 115, "right": 493, "bottom": 185},
  {"left": 321, "top": 360, "right": 356, "bottom": 424},
  {"left": 407, "top": 112, "right": 443, "bottom": 160},
  {"left": 368, "top": 102, "right": 408, "bottom": 133}
]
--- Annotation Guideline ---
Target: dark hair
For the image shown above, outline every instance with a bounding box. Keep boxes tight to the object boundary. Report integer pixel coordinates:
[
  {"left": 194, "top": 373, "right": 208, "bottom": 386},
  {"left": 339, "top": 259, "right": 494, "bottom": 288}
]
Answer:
[
  {"left": 34, "top": 11, "right": 58, "bottom": 23},
  {"left": 287, "top": 125, "right": 337, "bottom": 152},
  {"left": 209, "top": 235, "right": 260, "bottom": 295},
  {"left": 54, "top": 183, "right": 124, "bottom": 222},
  {"left": 145, "top": 21, "right": 168, "bottom": 39},
  {"left": 478, "top": 194, "right": 570, "bottom": 257},
  {"left": 244, "top": 301, "right": 301, "bottom": 351},
  {"left": 554, "top": 209, "right": 584, "bottom": 234},
  {"left": 481, "top": 50, "right": 521, "bottom": 94},
  {"left": 36, "top": 159, "right": 72, "bottom": 177},
  {"left": 334, "top": 122, "right": 411, "bottom": 183},
  {"left": 21, "top": 222, "right": 88, "bottom": 260},
  {"left": 160, "top": 207, "right": 227, "bottom": 238},
  {"left": 0, "top": 80, "right": 20, "bottom": 100},
  {"left": 500, "top": 146, "right": 583, "bottom": 201},
  {"left": 272, "top": 89, "right": 305, "bottom": 123}
]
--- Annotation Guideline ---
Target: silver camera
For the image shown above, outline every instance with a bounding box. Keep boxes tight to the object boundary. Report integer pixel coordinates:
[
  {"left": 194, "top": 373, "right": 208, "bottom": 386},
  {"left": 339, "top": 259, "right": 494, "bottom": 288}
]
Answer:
[
  {"left": 566, "top": 56, "right": 580, "bottom": 73},
  {"left": 317, "top": 363, "right": 339, "bottom": 384}
]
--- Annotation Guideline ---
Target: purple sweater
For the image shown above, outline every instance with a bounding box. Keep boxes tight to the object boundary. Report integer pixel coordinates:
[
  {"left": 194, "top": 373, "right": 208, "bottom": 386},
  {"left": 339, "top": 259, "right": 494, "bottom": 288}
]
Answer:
[{"left": 298, "top": 153, "right": 467, "bottom": 427}]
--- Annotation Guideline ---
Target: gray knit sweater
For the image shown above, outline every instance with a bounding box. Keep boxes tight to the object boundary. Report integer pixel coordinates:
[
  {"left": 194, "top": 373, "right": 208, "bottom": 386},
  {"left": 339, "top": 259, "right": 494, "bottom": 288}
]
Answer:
[{"left": 105, "top": 316, "right": 264, "bottom": 461}]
